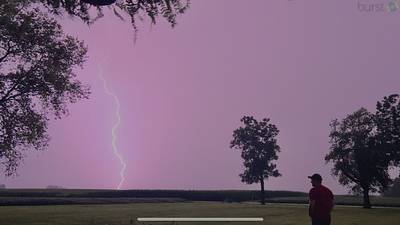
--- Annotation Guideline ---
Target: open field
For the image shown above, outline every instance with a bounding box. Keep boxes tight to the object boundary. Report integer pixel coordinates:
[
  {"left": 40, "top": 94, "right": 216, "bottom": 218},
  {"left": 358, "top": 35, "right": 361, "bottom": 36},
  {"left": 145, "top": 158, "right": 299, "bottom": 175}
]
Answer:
[
  {"left": 0, "top": 189, "right": 306, "bottom": 205},
  {"left": 0, "top": 189, "right": 399, "bottom": 208},
  {"left": 267, "top": 196, "right": 400, "bottom": 207},
  {"left": 0, "top": 202, "right": 399, "bottom": 225}
]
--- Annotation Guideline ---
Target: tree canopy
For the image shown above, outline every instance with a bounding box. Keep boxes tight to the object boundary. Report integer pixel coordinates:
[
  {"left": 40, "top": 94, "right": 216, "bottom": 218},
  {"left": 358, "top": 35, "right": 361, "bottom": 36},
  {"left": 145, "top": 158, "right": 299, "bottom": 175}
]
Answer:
[
  {"left": 230, "top": 116, "right": 281, "bottom": 205},
  {"left": 0, "top": 2, "right": 89, "bottom": 175},
  {"left": 376, "top": 94, "right": 400, "bottom": 167},
  {"left": 326, "top": 108, "right": 392, "bottom": 208},
  {"left": 326, "top": 94, "right": 400, "bottom": 208}
]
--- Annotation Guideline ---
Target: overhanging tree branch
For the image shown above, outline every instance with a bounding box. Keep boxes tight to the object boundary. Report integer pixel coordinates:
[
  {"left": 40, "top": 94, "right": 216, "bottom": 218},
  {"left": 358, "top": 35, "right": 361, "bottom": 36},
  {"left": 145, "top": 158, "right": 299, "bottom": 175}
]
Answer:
[{"left": 0, "top": 2, "right": 88, "bottom": 175}]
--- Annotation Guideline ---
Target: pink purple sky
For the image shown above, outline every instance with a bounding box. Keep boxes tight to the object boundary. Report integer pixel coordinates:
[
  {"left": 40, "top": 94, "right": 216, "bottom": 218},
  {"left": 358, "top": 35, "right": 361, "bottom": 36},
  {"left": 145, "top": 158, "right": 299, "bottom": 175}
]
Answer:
[{"left": 1, "top": 0, "right": 400, "bottom": 194}]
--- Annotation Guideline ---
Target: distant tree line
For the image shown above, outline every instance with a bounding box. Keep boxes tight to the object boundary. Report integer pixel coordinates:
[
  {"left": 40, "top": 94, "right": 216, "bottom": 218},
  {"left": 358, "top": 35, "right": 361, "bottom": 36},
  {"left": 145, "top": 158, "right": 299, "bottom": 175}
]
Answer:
[
  {"left": 0, "top": 188, "right": 307, "bottom": 201},
  {"left": 46, "top": 185, "right": 65, "bottom": 189}
]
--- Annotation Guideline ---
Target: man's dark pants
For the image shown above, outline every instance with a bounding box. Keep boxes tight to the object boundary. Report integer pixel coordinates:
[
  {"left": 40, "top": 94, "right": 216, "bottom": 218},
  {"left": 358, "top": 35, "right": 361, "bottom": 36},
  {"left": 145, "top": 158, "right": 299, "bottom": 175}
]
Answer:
[{"left": 311, "top": 217, "right": 331, "bottom": 225}]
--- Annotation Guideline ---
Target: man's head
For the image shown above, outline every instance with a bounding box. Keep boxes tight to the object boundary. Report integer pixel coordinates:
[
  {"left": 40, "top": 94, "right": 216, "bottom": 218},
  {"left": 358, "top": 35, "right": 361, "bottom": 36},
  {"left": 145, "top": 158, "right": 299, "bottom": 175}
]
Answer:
[{"left": 308, "top": 173, "right": 322, "bottom": 187}]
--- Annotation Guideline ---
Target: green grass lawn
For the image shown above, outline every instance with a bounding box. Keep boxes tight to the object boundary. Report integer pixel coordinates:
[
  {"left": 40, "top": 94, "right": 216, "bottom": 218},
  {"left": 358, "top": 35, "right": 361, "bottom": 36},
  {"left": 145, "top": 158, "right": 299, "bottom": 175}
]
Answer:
[
  {"left": 0, "top": 202, "right": 399, "bottom": 225},
  {"left": 267, "top": 196, "right": 400, "bottom": 207}
]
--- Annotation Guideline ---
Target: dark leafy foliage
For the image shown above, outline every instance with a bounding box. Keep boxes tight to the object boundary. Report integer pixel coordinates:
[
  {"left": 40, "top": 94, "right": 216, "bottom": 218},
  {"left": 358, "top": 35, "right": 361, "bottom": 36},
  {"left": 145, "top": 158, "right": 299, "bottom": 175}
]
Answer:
[
  {"left": 230, "top": 116, "right": 281, "bottom": 204},
  {"left": 0, "top": 2, "right": 89, "bottom": 175},
  {"left": 384, "top": 178, "right": 400, "bottom": 197},
  {"left": 326, "top": 108, "right": 393, "bottom": 208},
  {"left": 20, "top": 0, "right": 189, "bottom": 37},
  {"left": 376, "top": 94, "right": 400, "bottom": 167},
  {"left": 231, "top": 116, "right": 281, "bottom": 183}
]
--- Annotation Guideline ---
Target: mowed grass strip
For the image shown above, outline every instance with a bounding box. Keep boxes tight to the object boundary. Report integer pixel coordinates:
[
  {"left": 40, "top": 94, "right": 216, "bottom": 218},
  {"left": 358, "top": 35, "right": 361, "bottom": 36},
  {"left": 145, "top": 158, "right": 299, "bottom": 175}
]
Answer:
[
  {"left": 0, "top": 202, "right": 399, "bottom": 225},
  {"left": 267, "top": 196, "right": 400, "bottom": 207}
]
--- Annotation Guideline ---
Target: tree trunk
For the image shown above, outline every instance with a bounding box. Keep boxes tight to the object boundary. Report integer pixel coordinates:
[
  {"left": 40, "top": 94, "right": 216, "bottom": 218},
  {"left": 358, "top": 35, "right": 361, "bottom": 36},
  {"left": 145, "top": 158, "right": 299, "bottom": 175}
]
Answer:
[
  {"left": 362, "top": 187, "right": 371, "bottom": 209},
  {"left": 260, "top": 178, "right": 265, "bottom": 205}
]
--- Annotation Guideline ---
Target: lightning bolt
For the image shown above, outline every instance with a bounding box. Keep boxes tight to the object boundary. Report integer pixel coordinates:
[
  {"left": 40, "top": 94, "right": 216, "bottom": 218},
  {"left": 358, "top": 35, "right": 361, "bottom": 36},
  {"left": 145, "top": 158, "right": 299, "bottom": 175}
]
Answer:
[{"left": 98, "top": 65, "right": 126, "bottom": 190}]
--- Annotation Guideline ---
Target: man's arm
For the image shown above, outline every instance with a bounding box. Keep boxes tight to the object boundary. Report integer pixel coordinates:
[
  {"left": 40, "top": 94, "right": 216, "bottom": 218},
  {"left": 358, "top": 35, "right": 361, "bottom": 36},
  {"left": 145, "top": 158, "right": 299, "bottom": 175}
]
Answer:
[
  {"left": 309, "top": 199, "right": 316, "bottom": 217},
  {"left": 309, "top": 189, "right": 316, "bottom": 217}
]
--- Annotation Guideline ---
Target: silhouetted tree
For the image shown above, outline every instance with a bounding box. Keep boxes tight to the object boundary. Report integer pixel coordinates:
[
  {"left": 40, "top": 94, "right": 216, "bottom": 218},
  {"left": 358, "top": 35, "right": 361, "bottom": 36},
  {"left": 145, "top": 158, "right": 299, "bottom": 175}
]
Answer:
[
  {"left": 230, "top": 116, "right": 281, "bottom": 205},
  {"left": 0, "top": 2, "right": 89, "bottom": 175},
  {"left": 326, "top": 108, "right": 391, "bottom": 208},
  {"left": 375, "top": 94, "right": 400, "bottom": 168}
]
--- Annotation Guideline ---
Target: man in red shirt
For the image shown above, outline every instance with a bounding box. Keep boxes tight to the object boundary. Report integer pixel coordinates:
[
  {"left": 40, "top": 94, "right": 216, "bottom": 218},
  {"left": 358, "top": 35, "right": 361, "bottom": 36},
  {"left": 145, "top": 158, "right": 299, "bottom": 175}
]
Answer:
[{"left": 308, "top": 174, "right": 334, "bottom": 225}]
